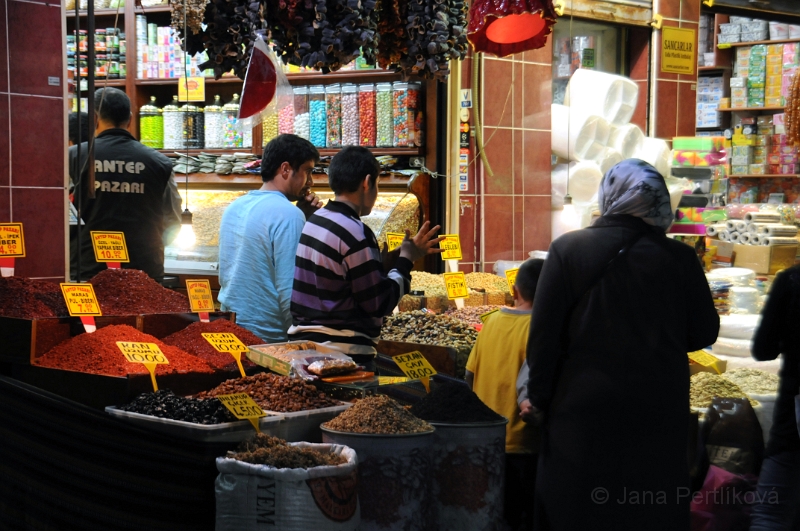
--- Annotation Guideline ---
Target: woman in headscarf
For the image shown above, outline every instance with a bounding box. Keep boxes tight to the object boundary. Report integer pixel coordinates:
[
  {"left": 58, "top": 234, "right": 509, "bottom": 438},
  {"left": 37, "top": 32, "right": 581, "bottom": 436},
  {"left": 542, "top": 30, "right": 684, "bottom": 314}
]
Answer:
[{"left": 523, "top": 159, "right": 719, "bottom": 530}]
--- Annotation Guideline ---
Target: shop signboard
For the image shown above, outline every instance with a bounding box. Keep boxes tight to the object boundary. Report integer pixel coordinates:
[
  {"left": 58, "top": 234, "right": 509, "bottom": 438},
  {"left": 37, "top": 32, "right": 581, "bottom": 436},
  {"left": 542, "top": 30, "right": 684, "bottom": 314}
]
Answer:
[{"left": 661, "top": 27, "right": 696, "bottom": 75}]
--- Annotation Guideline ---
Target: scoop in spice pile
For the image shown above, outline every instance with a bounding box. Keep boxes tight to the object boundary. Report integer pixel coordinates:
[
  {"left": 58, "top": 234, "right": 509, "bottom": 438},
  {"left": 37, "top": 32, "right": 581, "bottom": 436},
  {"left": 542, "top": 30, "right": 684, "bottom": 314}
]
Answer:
[
  {"left": 229, "top": 433, "right": 346, "bottom": 468},
  {"left": 690, "top": 372, "right": 758, "bottom": 409},
  {"left": 89, "top": 269, "right": 190, "bottom": 315},
  {"left": 195, "top": 372, "right": 341, "bottom": 412},
  {"left": 161, "top": 319, "right": 262, "bottom": 371},
  {"left": 35, "top": 324, "right": 214, "bottom": 377},
  {"left": 410, "top": 382, "right": 505, "bottom": 423},
  {"left": 323, "top": 394, "right": 433, "bottom": 434},
  {"left": 0, "top": 276, "right": 69, "bottom": 319},
  {"left": 118, "top": 389, "right": 236, "bottom": 424}
]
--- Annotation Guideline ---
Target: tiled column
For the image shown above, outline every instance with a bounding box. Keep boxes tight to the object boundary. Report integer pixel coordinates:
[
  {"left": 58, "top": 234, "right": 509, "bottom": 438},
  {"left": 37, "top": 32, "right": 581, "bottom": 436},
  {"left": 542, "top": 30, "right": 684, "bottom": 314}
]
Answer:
[
  {"left": 0, "top": 0, "right": 67, "bottom": 280},
  {"left": 458, "top": 43, "right": 553, "bottom": 273},
  {"left": 652, "top": 0, "right": 701, "bottom": 139},
  {"left": 629, "top": 26, "right": 651, "bottom": 131}
]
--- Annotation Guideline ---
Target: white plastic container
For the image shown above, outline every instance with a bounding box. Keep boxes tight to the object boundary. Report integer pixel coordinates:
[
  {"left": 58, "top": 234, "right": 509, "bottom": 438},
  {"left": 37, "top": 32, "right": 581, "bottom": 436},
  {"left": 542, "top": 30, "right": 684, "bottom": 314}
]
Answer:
[
  {"left": 634, "top": 137, "right": 672, "bottom": 180},
  {"left": 551, "top": 104, "right": 610, "bottom": 162},
  {"left": 608, "top": 124, "right": 645, "bottom": 159},
  {"left": 563, "top": 69, "right": 639, "bottom": 126},
  {"left": 598, "top": 149, "right": 623, "bottom": 176}
]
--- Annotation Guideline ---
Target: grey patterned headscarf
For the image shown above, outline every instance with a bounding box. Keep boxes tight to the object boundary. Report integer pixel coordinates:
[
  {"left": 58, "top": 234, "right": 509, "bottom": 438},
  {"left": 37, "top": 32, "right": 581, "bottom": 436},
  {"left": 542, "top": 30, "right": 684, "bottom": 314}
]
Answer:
[{"left": 598, "top": 159, "right": 674, "bottom": 231}]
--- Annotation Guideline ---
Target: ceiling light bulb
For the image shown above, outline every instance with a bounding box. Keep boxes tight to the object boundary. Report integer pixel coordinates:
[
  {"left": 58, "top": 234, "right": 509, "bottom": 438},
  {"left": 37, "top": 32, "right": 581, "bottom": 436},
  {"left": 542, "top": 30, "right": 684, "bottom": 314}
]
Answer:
[
  {"left": 176, "top": 209, "right": 196, "bottom": 249},
  {"left": 561, "top": 194, "right": 578, "bottom": 227}
]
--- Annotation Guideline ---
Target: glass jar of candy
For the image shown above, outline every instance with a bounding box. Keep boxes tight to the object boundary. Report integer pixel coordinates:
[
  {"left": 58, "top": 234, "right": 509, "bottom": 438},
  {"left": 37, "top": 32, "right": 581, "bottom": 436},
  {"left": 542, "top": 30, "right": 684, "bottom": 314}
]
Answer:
[
  {"left": 308, "top": 85, "right": 327, "bottom": 148},
  {"left": 139, "top": 96, "right": 163, "bottom": 149},
  {"left": 341, "top": 84, "right": 359, "bottom": 147},
  {"left": 358, "top": 84, "right": 376, "bottom": 147},
  {"left": 376, "top": 83, "right": 393, "bottom": 147}
]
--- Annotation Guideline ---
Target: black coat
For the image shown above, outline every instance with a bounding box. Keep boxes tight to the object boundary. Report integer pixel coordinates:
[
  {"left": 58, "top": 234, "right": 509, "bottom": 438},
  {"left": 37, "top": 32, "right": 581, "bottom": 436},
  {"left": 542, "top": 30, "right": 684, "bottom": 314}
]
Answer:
[{"left": 527, "top": 215, "right": 719, "bottom": 531}]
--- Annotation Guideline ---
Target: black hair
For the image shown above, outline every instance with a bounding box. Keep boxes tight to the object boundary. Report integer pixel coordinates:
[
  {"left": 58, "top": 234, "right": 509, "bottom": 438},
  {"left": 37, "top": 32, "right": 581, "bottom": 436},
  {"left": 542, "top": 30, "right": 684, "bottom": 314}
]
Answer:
[
  {"left": 328, "top": 145, "right": 380, "bottom": 194},
  {"left": 94, "top": 88, "right": 130, "bottom": 127},
  {"left": 515, "top": 258, "right": 545, "bottom": 302},
  {"left": 68, "top": 112, "right": 90, "bottom": 145},
  {"left": 261, "top": 134, "right": 319, "bottom": 182}
]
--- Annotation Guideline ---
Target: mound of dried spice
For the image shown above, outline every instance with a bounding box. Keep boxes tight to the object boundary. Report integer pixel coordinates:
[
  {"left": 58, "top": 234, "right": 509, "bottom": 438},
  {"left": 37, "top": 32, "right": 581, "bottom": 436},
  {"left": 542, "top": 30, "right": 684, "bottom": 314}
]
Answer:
[
  {"left": 118, "top": 389, "right": 236, "bottom": 424},
  {"left": 196, "top": 372, "right": 340, "bottom": 412},
  {"left": 410, "top": 382, "right": 504, "bottom": 423},
  {"left": 722, "top": 368, "right": 780, "bottom": 395},
  {"left": 35, "top": 324, "right": 214, "bottom": 376},
  {"left": 162, "top": 319, "right": 262, "bottom": 370},
  {"left": 230, "top": 434, "right": 346, "bottom": 468},
  {"left": 89, "top": 269, "right": 190, "bottom": 315},
  {"left": 0, "top": 276, "right": 69, "bottom": 319},
  {"left": 323, "top": 395, "right": 432, "bottom": 434},
  {"left": 690, "top": 372, "right": 758, "bottom": 409}
]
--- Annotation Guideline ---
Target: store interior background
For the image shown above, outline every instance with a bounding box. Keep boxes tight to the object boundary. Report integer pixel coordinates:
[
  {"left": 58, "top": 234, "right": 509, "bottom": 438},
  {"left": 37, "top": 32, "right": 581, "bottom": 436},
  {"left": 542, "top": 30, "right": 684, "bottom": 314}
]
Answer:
[{"left": 0, "top": 0, "right": 775, "bottom": 279}]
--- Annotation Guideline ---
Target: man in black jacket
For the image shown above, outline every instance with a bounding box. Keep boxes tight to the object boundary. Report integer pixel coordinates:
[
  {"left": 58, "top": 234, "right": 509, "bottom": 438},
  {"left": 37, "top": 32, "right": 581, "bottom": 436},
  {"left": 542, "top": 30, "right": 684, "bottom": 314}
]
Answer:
[{"left": 69, "top": 88, "right": 181, "bottom": 281}]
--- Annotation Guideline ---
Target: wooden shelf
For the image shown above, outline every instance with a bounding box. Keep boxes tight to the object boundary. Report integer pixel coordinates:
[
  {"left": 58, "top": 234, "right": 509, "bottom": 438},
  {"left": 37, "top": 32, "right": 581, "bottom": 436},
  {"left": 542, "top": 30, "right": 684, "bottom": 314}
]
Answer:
[
  {"left": 136, "top": 70, "right": 402, "bottom": 87},
  {"left": 136, "top": 77, "right": 243, "bottom": 86},
  {"left": 698, "top": 66, "right": 731, "bottom": 72},
  {"left": 721, "top": 38, "right": 800, "bottom": 48},
  {"left": 66, "top": 7, "right": 125, "bottom": 18},
  {"left": 718, "top": 107, "right": 785, "bottom": 112},
  {"left": 160, "top": 147, "right": 422, "bottom": 157},
  {"left": 729, "top": 174, "right": 799, "bottom": 178},
  {"left": 76, "top": 79, "right": 127, "bottom": 91},
  {"left": 133, "top": 5, "right": 171, "bottom": 13},
  {"left": 172, "top": 171, "right": 414, "bottom": 189}
]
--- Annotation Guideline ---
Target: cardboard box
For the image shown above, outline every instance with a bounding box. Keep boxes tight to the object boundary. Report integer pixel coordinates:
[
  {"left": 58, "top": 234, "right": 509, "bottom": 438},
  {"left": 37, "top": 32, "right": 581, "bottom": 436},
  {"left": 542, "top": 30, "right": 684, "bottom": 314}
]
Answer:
[{"left": 733, "top": 243, "right": 798, "bottom": 274}]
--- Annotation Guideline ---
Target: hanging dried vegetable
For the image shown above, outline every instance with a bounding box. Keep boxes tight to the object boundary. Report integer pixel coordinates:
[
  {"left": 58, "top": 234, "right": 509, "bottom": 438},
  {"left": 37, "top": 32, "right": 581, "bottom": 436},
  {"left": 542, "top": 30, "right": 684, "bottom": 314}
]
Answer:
[
  {"left": 787, "top": 69, "right": 800, "bottom": 147},
  {"left": 397, "top": 0, "right": 468, "bottom": 80},
  {"left": 375, "top": 0, "right": 408, "bottom": 68},
  {"left": 169, "top": 0, "right": 206, "bottom": 35}
]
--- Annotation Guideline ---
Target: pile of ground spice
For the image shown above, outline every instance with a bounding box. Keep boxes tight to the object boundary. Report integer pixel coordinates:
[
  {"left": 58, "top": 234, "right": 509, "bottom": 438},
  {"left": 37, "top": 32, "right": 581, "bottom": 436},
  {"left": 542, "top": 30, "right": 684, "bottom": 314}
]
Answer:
[
  {"left": 35, "top": 324, "right": 214, "bottom": 376},
  {"left": 323, "top": 395, "right": 433, "bottom": 434},
  {"left": 118, "top": 389, "right": 236, "bottom": 424},
  {"left": 195, "top": 372, "right": 340, "bottom": 412},
  {"left": 690, "top": 372, "right": 758, "bottom": 409},
  {"left": 89, "top": 269, "right": 190, "bottom": 315},
  {"left": 230, "top": 434, "right": 346, "bottom": 468},
  {"left": 410, "top": 382, "right": 504, "bottom": 423},
  {"left": 161, "top": 319, "right": 262, "bottom": 370},
  {"left": 0, "top": 276, "right": 69, "bottom": 319}
]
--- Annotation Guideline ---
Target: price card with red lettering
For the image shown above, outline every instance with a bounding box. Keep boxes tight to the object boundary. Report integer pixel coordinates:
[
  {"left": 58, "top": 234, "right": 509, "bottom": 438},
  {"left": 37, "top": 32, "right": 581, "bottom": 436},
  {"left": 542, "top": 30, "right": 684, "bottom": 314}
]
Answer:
[
  {"left": 0, "top": 223, "right": 25, "bottom": 277},
  {"left": 116, "top": 341, "right": 169, "bottom": 392},
  {"left": 439, "top": 234, "right": 462, "bottom": 261},
  {"left": 61, "top": 283, "right": 102, "bottom": 333},
  {"left": 443, "top": 271, "right": 468, "bottom": 300},
  {"left": 90, "top": 231, "right": 129, "bottom": 269},
  {"left": 202, "top": 332, "right": 249, "bottom": 377},
  {"left": 186, "top": 279, "right": 214, "bottom": 321},
  {"left": 505, "top": 267, "right": 519, "bottom": 296},
  {"left": 392, "top": 351, "right": 437, "bottom": 392},
  {"left": 216, "top": 392, "right": 266, "bottom": 432},
  {"left": 386, "top": 232, "right": 405, "bottom": 252}
]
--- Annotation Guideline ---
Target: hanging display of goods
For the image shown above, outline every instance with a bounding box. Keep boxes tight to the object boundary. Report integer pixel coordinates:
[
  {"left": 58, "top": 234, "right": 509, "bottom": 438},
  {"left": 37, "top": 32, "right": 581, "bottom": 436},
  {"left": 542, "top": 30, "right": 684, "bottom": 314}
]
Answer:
[
  {"left": 139, "top": 96, "right": 164, "bottom": 149},
  {"left": 204, "top": 95, "right": 225, "bottom": 149},
  {"left": 163, "top": 95, "right": 183, "bottom": 150},
  {"left": 181, "top": 102, "right": 205, "bottom": 149}
]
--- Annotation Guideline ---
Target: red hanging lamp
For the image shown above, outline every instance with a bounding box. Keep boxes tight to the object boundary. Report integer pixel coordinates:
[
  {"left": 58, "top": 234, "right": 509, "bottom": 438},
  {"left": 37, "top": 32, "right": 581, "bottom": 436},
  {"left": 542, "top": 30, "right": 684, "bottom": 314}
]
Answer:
[{"left": 467, "top": 0, "right": 559, "bottom": 57}]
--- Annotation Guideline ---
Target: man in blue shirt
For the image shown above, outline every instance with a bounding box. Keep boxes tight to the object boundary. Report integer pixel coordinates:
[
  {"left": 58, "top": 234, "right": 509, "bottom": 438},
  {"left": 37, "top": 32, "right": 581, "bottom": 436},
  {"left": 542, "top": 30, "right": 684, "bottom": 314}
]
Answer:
[{"left": 218, "top": 134, "right": 320, "bottom": 342}]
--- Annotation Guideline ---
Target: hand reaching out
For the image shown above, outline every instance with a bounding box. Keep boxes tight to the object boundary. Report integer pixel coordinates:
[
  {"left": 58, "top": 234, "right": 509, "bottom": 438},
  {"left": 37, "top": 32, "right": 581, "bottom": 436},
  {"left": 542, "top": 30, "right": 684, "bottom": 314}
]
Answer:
[{"left": 399, "top": 221, "right": 445, "bottom": 263}]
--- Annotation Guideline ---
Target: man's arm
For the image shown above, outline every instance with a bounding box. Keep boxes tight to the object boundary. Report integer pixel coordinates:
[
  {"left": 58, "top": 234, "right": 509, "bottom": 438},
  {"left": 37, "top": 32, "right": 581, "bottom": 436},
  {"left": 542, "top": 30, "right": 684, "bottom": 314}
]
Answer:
[
  {"left": 162, "top": 173, "right": 182, "bottom": 246},
  {"left": 273, "top": 213, "right": 306, "bottom": 336}
]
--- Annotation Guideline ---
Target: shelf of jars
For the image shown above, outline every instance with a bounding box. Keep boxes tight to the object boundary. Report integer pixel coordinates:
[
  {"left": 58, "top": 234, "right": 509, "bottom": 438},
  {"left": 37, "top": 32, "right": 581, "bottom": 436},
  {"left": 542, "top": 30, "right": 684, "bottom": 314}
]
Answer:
[
  {"left": 65, "top": 8, "right": 127, "bottom": 18},
  {"left": 171, "top": 171, "right": 417, "bottom": 190}
]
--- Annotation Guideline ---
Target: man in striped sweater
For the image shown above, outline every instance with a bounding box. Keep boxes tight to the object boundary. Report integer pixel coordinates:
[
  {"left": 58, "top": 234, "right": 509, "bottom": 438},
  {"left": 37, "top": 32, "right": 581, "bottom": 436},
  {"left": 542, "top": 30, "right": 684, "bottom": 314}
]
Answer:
[{"left": 289, "top": 146, "right": 443, "bottom": 369}]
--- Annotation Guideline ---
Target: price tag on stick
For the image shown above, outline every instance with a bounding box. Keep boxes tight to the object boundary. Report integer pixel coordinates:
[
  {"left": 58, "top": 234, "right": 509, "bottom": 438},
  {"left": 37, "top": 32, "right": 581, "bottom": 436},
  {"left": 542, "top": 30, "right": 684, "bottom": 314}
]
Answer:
[
  {"left": 202, "top": 332, "right": 249, "bottom": 377},
  {"left": 90, "top": 231, "right": 129, "bottom": 269},
  {"left": 439, "top": 234, "right": 462, "bottom": 261},
  {"left": 392, "top": 351, "right": 437, "bottom": 392},
  {"left": 443, "top": 272, "right": 469, "bottom": 300},
  {"left": 61, "top": 283, "right": 102, "bottom": 333},
  {"left": 505, "top": 267, "right": 519, "bottom": 297},
  {"left": 116, "top": 341, "right": 169, "bottom": 392},
  {"left": 0, "top": 223, "right": 25, "bottom": 277},
  {"left": 386, "top": 232, "right": 405, "bottom": 252},
  {"left": 216, "top": 393, "right": 266, "bottom": 432},
  {"left": 186, "top": 279, "right": 214, "bottom": 322}
]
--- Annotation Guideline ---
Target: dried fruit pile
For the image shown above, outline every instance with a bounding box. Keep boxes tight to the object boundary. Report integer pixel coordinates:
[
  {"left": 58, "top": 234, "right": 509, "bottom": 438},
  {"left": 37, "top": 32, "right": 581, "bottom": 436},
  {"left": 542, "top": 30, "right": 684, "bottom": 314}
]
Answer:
[
  {"left": 35, "top": 325, "right": 214, "bottom": 376},
  {"left": 118, "top": 389, "right": 236, "bottom": 424},
  {"left": 162, "top": 319, "right": 262, "bottom": 370},
  {"left": 0, "top": 276, "right": 69, "bottom": 319},
  {"left": 231, "top": 434, "right": 346, "bottom": 468},
  {"left": 196, "top": 372, "right": 340, "bottom": 412},
  {"left": 323, "top": 394, "right": 432, "bottom": 434},
  {"left": 89, "top": 269, "right": 190, "bottom": 315}
]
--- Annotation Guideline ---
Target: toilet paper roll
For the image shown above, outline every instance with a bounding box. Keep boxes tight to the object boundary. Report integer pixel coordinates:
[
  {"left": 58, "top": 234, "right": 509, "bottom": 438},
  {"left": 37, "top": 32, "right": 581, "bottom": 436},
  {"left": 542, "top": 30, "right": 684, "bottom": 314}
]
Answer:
[
  {"left": 598, "top": 148, "right": 623, "bottom": 175},
  {"left": 706, "top": 223, "right": 727, "bottom": 237},
  {"left": 607, "top": 124, "right": 645, "bottom": 159},
  {"left": 734, "top": 220, "right": 748, "bottom": 232},
  {"left": 719, "top": 230, "right": 732, "bottom": 242},
  {"left": 563, "top": 69, "right": 639, "bottom": 126},
  {"left": 739, "top": 232, "right": 751, "bottom": 244},
  {"left": 730, "top": 231, "right": 741, "bottom": 243},
  {"left": 634, "top": 137, "right": 672, "bottom": 179},
  {"left": 551, "top": 104, "right": 611, "bottom": 162},
  {"left": 744, "top": 212, "right": 782, "bottom": 223},
  {"left": 763, "top": 236, "right": 799, "bottom": 246}
]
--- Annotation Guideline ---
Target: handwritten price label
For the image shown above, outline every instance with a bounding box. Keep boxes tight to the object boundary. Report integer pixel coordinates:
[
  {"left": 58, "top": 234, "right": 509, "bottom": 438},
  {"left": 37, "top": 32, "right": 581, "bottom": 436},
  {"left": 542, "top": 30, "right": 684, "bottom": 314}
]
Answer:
[
  {"left": 443, "top": 271, "right": 468, "bottom": 300},
  {"left": 505, "top": 268, "right": 519, "bottom": 296},
  {"left": 116, "top": 341, "right": 169, "bottom": 392},
  {"left": 439, "top": 234, "right": 462, "bottom": 261},
  {"left": 186, "top": 279, "right": 214, "bottom": 312},
  {"left": 90, "top": 231, "right": 130, "bottom": 263},
  {"left": 203, "top": 332, "right": 249, "bottom": 377},
  {"left": 60, "top": 283, "right": 102, "bottom": 316},
  {"left": 216, "top": 392, "right": 266, "bottom": 432},
  {"left": 386, "top": 232, "right": 405, "bottom": 252},
  {"left": 0, "top": 223, "right": 25, "bottom": 257},
  {"left": 392, "top": 351, "right": 437, "bottom": 392}
]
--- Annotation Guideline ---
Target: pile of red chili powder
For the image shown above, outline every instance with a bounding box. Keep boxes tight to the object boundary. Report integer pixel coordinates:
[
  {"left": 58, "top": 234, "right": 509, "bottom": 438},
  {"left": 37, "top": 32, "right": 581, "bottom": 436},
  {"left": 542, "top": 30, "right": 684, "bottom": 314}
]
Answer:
[
  {"left": 35, "top": 325, "right": 214, "bottom": 376},
  {"left": 162, "top": 319, "right": 263, "bottom": 370},
  {"left": 0, "top": 276, "right": 69, "bottom": 319},
  {"left": 89, "top": 269, "right": 191, "bottom": 315}
]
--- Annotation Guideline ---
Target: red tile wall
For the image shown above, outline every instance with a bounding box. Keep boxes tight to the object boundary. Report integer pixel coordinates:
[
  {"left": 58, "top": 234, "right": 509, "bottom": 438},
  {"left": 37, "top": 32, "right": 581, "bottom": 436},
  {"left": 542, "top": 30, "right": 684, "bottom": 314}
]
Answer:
[
  {"left": 458, "top": 42, "right": 553, "bottom": 273},
  {"left": 0, "top": 0, "right": 66, "bottom": 280}
]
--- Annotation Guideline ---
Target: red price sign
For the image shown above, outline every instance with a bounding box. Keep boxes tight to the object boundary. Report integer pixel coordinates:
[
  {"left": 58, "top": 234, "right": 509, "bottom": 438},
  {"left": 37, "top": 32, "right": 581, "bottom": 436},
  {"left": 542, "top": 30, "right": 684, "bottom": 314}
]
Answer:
[
  {"left": 0, "top": 223, "right": 25, "bottom": 258},
  {"left": 186, "top": 279, "right": 215, "bottom": 313},
  {"left": 90, "top": 231, "right": 130, "bottom": 263}
]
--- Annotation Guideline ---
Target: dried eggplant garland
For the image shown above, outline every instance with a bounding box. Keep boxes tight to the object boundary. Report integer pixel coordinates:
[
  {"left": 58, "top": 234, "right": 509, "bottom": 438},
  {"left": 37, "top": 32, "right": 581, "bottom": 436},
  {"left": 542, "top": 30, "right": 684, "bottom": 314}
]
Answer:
[
  {"left": 375, "top": 0, "right": 408, "bottom": 68},
  {"left": 169, "top": 0, "right": 206, "bottom": 35},
  {"left": 397, "top": 0, "right": 467, "bottom": 80}
]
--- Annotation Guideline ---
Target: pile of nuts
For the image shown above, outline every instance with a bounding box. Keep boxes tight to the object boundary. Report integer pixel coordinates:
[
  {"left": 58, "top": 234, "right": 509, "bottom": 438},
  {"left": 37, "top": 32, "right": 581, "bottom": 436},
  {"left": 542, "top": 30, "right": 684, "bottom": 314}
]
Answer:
[
  {"left": 410, "top": 271, "right": 448, "bottom": 298},
  {"left": 381, "top": 310, "right": 479, "bottom": 351},
  {"left": 465, "top": 272, "right": 508, "bottom": 293},
  {"left": 690, "top": 372, "right": 757, "bottom": 409},
  {"left": 722, "top": 368, "right": 779, "bottom": 395},
  {"left": 444, "top": 305, "right": 502, "bottom": 326},
  {"left": 195, "top": 372, "right": 340, "bottom": 412}
]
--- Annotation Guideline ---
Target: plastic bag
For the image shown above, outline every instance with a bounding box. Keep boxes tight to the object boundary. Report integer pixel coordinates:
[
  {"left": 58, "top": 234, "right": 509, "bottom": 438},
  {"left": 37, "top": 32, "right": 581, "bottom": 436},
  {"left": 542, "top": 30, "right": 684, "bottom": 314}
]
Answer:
[
  {"left": 237, "top": 34, "right": 292, "bottom": 134},
  {"left": 690, "top": 465, "right": 757, "bottom": 531},
  {"left": 705, "top": 397, "right": 764, "bottom": 476}
]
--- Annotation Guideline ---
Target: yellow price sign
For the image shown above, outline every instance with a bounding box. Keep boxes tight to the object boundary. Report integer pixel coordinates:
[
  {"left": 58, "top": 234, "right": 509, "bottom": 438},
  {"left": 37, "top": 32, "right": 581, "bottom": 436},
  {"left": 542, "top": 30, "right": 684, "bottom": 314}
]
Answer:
[
  {"left": 186, "top": 279, "right": 215, "bottom": 313},
  {"left": 505, "top": 267, "right": 519, "bottom": 296},
  {"left": 386, "top": 232, "right": 405, "bottom": 252},
  {"left": 439, "top": 234, "right": 462, "bottom": 261},
  {"left": 216, "top": 392, "right": 266, "bottom": 432},
  {"left": 60, "top": 283, "right": 102, "bottom": 316},
  {"left": 392, "top": 350, "right": 437, "bottom": 392},
  {"left": 116, "top": 341, "right": 169, "bottom": 392},
  {"left": 202, "top": 332, "right": 249, "bottom": 377},
  {"left": 0, "top": 223, "right": 25, "bottom": 257},
  {"left": 479, "top": 308, "right": 499, "bottom": 323},
  {"left": 178, "top": 76, "right": 206, "bottom": 102},
  {"left": 443, "top": 271, "right": 468, "bottom": 300},
  {"left": 90, "top": 231, "right": 130, "bottom": 263}
]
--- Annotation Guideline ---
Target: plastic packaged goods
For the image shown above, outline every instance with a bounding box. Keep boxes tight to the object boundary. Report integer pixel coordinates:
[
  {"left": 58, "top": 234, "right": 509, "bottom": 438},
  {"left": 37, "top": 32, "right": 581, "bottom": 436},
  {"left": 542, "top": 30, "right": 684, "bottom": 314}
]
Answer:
[
  {"left": 293, "top": 86, "right": 310, "bottom": 140},
  {"left": 139, "top": 96, "right": 163, "bottom": 149},
  {"left": 550, "top": 104, "right": 610, "bottom": 162},
  {"left": 341, "top": 84, "right": 359, "bottom": 146},
  {"left": 376, "top": 83, "right": 393, "bottom": 147},
  {"left": 392, "top": 82, "right": 409, "bottom": 147},
  {"left": 162, "top": 95, "right": 183, "bottom": 149},
  {"left": 223, "top": 94, "right": 244, "bottom": 148},
  {"left": 324, "top": 84, "right": 342, "bottom": 148},
  {"left": 563, "top": 69, "right": 639, "bottom": 126},
  {"left": 309, "top": 85, "right": 327, "bottom": 148},
  {"left": 358, "top": 84, "right": 377, "bottom": 147},
  {"left": 203, "top": 95, "right": 225, "bottom": 149}
]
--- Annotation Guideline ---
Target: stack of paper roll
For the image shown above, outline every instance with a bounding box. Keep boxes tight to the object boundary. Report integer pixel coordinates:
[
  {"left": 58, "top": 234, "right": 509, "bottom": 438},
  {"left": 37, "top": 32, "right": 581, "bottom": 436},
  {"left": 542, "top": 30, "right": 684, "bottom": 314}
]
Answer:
[
  {"left": 706, "top": 223, "right": 726, "bottom": 237},
  {"left": 762, "top": 236, "right": 800, "bottom": 246},
  {"left": 758, "top": 224, "right": 799, "bottom": 237},
  {"left": 711, "top": 219, "right": 798, "bottom": 245}
]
